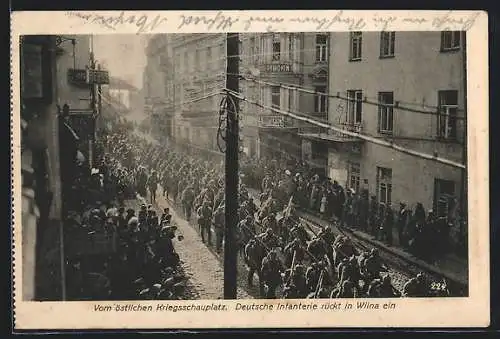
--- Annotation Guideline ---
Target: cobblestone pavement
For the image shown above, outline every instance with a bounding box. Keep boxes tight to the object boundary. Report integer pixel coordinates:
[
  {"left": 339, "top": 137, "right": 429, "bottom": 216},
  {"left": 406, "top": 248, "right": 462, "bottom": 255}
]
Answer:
[
  {"left": 154, "top": 190, "right": 261, "bottom": 300},
  {"left": 131, "top": 191, "right": 252, "bottom": 300}
]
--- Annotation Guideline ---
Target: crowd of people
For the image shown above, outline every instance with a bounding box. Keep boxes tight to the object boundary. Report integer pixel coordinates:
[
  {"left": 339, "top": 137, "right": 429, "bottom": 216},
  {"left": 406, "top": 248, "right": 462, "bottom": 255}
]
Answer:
[
  {"left": 62, "top": 120, "right": 189, "bottom": 301},
  {"left": 240, "top": 156, "right": 463, "bottom": 262},
  {"left": 98, "top": 118, "right": 450, "bottom": 299}
]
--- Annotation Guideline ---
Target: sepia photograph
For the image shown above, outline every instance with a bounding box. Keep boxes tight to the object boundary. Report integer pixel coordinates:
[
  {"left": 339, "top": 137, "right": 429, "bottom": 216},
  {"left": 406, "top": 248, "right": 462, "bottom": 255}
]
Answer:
[{"left": 12, "top": 10, "right": 489, "bottom": 330}]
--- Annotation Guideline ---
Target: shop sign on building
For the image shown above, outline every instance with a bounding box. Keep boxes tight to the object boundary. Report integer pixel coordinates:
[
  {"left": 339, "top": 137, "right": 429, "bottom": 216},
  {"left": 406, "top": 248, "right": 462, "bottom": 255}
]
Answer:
[
  {"left": 259, "top": 115, "right": 295, "bottom": 128},
  {"left": 259, "top": 115, "right": 286, "bottom": 128},
  {"left": 68, "top": 69, "right": 110, "bottom": 86},
  {"left": 265, "top": 63, "right": 292, "bottom": 73}
]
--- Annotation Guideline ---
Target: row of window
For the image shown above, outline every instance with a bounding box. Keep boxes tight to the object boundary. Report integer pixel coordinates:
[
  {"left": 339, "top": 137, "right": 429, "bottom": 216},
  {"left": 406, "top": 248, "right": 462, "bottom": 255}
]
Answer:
[
  {"left": 172, "top": 31, "right": 461, "bottom": 75},
  {"left": 175, "top": 44, "right": 225, "bottom": 75},
  {"left": 174, "top": 82, "right": 223, "bottom": 111},
  {"left": 347, "top": 163, "right": 456, "bottom": 217},
  {"left": 341, "top": 89, "right": 459, "bottom": 139},
  {"left": 246, "top": 33, "right": 328, "bottom": 64},
  {"left": 264, "top": 85, "right": 327, "bottom": 114},
  {"left": 262, "top": 85, "right": 459, "bottom": 140},
  {"left": 349, "top": 31, "right": 462, "bottom": 61}
]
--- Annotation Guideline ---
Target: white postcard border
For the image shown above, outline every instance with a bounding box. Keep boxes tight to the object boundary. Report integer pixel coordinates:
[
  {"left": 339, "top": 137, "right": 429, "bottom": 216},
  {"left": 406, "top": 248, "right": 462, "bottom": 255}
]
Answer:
[{"left": 11, "top": 10, "right": 490, "bottom": 329}]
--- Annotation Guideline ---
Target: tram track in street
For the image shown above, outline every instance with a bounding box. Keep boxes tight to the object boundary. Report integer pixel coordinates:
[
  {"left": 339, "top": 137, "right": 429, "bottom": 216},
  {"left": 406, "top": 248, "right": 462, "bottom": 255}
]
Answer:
[
  {"left": 247, "top": 188, "right": 467, "bottom": 296},
  {"left": 297, "top": 209, "right": 467, "bottom": 296}
]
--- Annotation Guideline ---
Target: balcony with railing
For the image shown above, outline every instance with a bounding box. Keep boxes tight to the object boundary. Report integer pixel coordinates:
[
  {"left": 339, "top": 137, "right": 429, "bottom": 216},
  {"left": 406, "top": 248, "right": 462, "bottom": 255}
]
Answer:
[
  {"left": 297, "top": 112, "right": 328, "bottom": 134},
  {"left": 245, "top": 33, "right": 303, "bottom": 77}
]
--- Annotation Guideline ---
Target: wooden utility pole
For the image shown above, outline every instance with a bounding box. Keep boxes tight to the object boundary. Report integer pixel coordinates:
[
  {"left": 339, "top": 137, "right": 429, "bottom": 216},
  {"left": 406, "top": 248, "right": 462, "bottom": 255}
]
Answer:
[
  {"left": 224, "top": 33, "right": 239, "bottom": 299},
  {"left": 96, "top": 64, "right": 103, "bottom": 140}
]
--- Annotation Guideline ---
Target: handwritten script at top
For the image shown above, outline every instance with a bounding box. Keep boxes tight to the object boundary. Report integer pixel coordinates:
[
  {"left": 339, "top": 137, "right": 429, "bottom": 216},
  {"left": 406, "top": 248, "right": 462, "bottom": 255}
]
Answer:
[
  {"left": 66, "top": 10, "right": 481, "bottom": 34},
  {"left": 65, "top": 11, "right": 169, "bottom": 34}
]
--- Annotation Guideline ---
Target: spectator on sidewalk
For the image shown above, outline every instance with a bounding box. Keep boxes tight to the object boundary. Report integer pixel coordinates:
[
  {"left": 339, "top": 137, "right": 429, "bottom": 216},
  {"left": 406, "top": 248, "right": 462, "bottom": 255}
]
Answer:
[
  {"left": 319, "top": 191, "right": 328, "bottom": 220},
  {"left": 397, "top": 202, "right": 411, "bottom": 248},
  {"left": 383, "top": 204, "right": 394, "bottom": 246}
]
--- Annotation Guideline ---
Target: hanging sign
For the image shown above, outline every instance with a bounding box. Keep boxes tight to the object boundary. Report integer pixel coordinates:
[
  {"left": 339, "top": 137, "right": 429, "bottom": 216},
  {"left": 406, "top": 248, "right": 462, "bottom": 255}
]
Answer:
[
  {"left": 67, "top": 69, "right": 88, "bottom": 86},
  {"left": 88, "top": 69, "right": 110, "bottom": 85},
  {"left": 67, "top": 69, "right": 110, "bottom": 86}
]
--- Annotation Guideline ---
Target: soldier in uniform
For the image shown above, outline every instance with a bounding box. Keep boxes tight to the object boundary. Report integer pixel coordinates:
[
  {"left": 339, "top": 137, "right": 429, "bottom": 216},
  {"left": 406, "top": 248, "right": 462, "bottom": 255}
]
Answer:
[
  {"left": 256, "top": 228, "right": 281, "bottom": 250},
  {"left": 213, "top": 205, "right": 225, "bottom": 252},
  {"left": 289, "top": 223, "right": 311, "bottom": 245},
  {"left": 244, "top": 238, "right": 266, "bottom": 292},
  {"left": 402, "top": 273, "right": 429, "bottom": 297},
  {"left": 283, "top": 237, "right": 306, "bottom": 268},
  {"left": 137, "top": 167, "right": 148, "bottom": 198},
  {"left": 317, "top": 227, "right": 336, "bottom": 264},
  {"left": 283, "top": 264, "right": 308, "bottom": 299},
  {"left": 197, "top": 201, "right": 213, "bottom": 245},
  {"left": 305, "top": 260, "right": 332, "bottom": 293},
  {"left": 307, "top": 232, "right": 330, "bottom": 265},
  {"left": 262, "top": 213, "right": 279, "bottom": 234},
  {"left": 361, "top": 248, "right": 388, "bottom": 293},
  {"left": 181, "top": 185, "right": 195, "bottom": 220},
  {"left": 261, "top": 250, "right": 284, "bottom": 299},
  {"left": 237, "top": 215, "right": 255, "bottom": 255},
  {"left": 367, "top": 275, "right": 401, "bottom": 298},
  {"left": 332, "top": 280, "right": 358, "bottom": 298},
  {"left": 148, "top": 170, "right": 159, "bottom": 205}
]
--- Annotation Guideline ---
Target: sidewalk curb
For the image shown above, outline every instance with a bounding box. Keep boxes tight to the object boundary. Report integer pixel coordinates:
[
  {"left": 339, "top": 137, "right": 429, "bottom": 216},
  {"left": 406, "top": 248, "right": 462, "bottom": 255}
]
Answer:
[{"left": 299, "top": 209, "right": 468, "bottom": 288}]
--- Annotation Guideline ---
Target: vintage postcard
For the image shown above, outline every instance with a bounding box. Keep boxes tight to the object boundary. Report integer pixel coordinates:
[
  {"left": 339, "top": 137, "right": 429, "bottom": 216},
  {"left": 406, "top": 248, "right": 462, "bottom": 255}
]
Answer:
[{"left": 11, "top": 10, "right": 489, "bottom": 330}]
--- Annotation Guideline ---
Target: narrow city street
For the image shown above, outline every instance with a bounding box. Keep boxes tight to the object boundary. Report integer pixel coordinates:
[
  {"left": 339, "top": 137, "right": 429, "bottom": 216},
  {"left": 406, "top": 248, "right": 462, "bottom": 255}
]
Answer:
[{"left": 129, "top": 191, "right": 252, "bottom": 300}]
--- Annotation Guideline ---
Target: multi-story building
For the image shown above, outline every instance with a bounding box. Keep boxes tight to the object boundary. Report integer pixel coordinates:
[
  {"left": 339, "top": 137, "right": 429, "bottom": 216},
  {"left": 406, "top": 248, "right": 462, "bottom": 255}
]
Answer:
[
  {"left": 19, "top": 34, "right": 94, "bottom": 300},
  {"left": 106, "top": 76, "right": 142, "bottom": 115},
  {"left": 240, "top": 33, "right": 330, "bottom": 172},
  {"left": 323, "top": 31, "right": 466, "bottom": 244},
  {"left": 170, "top": 34, "right": 226, "bottom": 150},
  {"left": 143, "top": 35, "right": 175, "bottom": 142}
]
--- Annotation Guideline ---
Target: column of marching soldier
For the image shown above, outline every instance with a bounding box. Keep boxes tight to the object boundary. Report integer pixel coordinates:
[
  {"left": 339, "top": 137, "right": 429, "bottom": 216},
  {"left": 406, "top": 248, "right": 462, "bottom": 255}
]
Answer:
[{"left": 90, "top": 117, "right": 451, "bottom": 299}]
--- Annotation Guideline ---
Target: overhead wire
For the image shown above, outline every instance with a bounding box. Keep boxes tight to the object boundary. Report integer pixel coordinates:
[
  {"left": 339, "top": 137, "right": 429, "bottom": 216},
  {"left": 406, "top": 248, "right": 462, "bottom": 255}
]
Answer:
[
  {"left": 98, "top": 89, "right": 224, "bottom": 114},
  {"left": 223, "top": 88, "right": 465, "bottom": 170},
  {"left": 231, "top": 74, "right": 466, "bottom": 117}
]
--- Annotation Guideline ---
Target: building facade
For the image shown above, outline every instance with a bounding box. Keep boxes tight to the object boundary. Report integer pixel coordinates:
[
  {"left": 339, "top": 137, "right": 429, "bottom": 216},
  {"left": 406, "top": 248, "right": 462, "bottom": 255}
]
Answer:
[
  {"left": 20, "top": 34, "right": 93, "bottom": 300},
  {"left": 240, "top": 33, "right": 330, "bottom": 172},
  {"left": 326, "top": 31, "right": 466, "bottom": 243},
  {"left": 106, "top": 76, "right": 142, "bottom": 115},
  {"left": 143, "top": 35, "right": 175, "bottom": 142},
  {"left": 170, "top": 34, "right": 226, "bottom": 150}
]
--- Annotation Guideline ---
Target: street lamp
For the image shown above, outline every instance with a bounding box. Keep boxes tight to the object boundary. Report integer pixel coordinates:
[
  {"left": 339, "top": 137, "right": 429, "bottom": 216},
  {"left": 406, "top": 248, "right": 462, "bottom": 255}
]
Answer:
[{"left": 55, "top": 35, "right": 77, "bottom": 69}]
